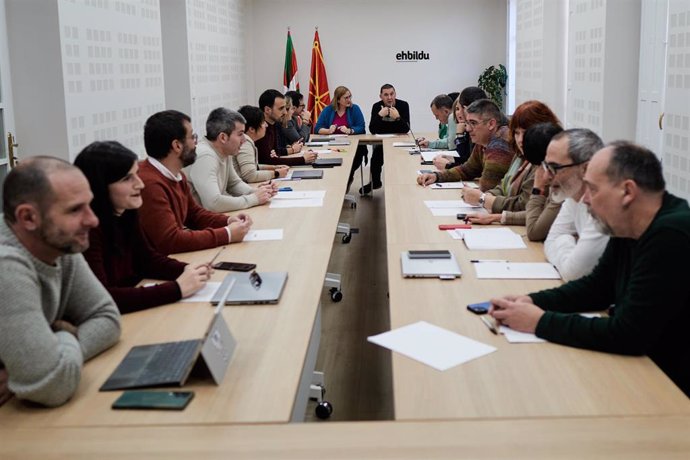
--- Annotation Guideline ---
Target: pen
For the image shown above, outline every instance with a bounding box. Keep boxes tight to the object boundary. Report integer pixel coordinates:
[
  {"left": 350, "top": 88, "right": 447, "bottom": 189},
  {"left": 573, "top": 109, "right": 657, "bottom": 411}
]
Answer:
[
  {"left": 470, "top": 259, "right": 509, "bottom": 263},
  {"left": 208, "top": 246, "right": 226, "bottom": 266},
  {"left": 480, "top": 316, "right": 498, "bottom": 335}
]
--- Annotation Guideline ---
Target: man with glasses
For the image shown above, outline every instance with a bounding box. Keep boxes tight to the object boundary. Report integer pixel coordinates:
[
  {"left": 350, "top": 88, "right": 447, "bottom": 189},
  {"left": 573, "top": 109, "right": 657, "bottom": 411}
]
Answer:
[
  {"left": 184, "top": 107, "right": 276, "bottom": 213},
  {"left": 417, "top": 99, "right": 513, "bottom": 191},
  {"left": 284, "top": 91, "right": 311, "bottom": 143},
  {"left": 542, "top": 128, "right": 608, "bottom": 281},
  {"left": 138, "top": 110, "right": 252, "bottom": 255},
  {"left": 490, "top": 141, "right": 689, "bottom": 397}
]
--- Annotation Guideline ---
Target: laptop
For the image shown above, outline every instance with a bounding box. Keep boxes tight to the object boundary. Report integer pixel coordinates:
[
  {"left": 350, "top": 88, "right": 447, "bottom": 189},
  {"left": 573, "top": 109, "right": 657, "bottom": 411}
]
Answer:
[
  {"left": 312, "top": 157, "right": 343, "bottom": 168},
  {"left": 400, "top": 250, "right": 462, "bottom": 279},
  {"left": 210, "top": 271, "right": 288, "bottom": 305},
  {"left": 292, "top": 169, "right": 324, "bottom": 179},
  {"left": 100, "top": 282, "right": 237, "bottom": 391}
]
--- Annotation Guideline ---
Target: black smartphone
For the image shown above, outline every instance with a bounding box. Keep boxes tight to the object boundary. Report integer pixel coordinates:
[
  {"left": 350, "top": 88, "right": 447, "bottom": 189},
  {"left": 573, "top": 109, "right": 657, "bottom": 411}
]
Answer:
[
  {"left": 408, "top": 250, "right": 452, "bottom": 259},
  {"left": 457, "top": 213, "right": 468, "bottom": 220},
  {"left": 112, "top": 391, "right": 194, "bottom": 410},
  {"left": 213, "top": 261, "right": 257, "bottom": 272},
  {"left": 467, "top": 301, "right": 491, "bottom": 315}
]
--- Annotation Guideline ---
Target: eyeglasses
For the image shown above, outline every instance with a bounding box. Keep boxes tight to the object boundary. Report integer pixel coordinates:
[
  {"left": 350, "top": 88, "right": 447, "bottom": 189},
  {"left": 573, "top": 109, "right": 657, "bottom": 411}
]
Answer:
[
  {"left": 465, "top": 118, "right": 490, "bottom": 128},
  {"left": 189, "top": 133, "right": 198, "bottom": 142},
  {"left": 541, "top": 160, "right": 587, "bottom": 175}
]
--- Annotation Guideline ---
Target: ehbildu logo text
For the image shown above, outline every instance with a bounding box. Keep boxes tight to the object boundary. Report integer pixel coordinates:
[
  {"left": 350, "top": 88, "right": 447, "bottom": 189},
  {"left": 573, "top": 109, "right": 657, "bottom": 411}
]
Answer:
[{"left": 396, "top": 50, "right": 430, "bottom": 62}]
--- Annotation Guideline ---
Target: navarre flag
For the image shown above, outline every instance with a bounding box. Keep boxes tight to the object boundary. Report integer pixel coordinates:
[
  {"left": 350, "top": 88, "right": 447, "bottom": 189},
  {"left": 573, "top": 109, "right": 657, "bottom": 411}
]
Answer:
[
  {"left": 307, "top": 29, "right": 330, "bottom": 124},
  {"left": 283, "top": 30, "right": 299, "bottom": 92}
]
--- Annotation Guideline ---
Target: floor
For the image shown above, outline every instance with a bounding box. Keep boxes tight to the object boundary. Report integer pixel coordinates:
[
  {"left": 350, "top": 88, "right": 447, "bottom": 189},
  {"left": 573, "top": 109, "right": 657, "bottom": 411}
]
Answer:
[{"left": 305, "top": 162, "right": 394, "bottom": 422}]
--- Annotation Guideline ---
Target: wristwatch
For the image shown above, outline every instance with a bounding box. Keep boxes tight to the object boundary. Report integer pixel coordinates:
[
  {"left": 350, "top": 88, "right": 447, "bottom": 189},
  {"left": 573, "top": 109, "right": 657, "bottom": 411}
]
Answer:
[
  {"left": 478, "top": 193, "right": 486, "bottom": 207},
  {"left": 531, "top": 187, "right": 544, "bottom": 196},
  {"left": 274, "top": 170, "right": 280, "bottom": 179}
]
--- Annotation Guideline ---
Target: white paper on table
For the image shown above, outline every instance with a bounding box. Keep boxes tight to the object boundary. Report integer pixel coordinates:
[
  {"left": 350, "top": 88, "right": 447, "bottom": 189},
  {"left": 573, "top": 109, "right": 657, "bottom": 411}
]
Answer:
[
  {"left": 430, "top": 207, "right": 487, "bottom": 217},
  {"left": 367, "top": 321, "right": 496, "bottom": 371},
  {"left": 375, "top": 134, "right": 396, "bottom": 138},
  {"left": 308, "top": 149, "right": 333, "bottom": 154},
  {"left": 243, "top": 229, "right": 284, "bottom": 241},
  {"left": 393, "top": 141, "right": 416, "bottom": 147},
  {"left": 463, "top": 228, "right": 527, "bottom": 250},
  {"left": 331, "top": 134, "right": 348, "bottom": 138},
  {"left": 447, "top": 229, "right": 466, "bottom": 240},
  {"left": 424, "top": 200, "right": 472, "bottom": 208},
  {"left": 305, "top": 141, "right": 329, "bottom": 146},
  {"left": 269, "top": 198, "right": 323, "bottom": 208},
  {"left": 421, "top": 150, "right": 459, "bottom": 162},
  {"left": 464, "top": 182, "right": 479, "bottom": 189},
  {"left": 474, "top": 262, "right": 561, "bottom": 279},
  {"left": 272, "top": 171, "right": 294, "bottom": 181},
  {"left": 179, "top": 282, "right": 221, "bottom": 303},
  {"left": 499, "top": 326, "right": 547, "bottom": 343},
  {"left": 430, "top": 182, "right": 465, "bottom": 189},
  {"left": 274, "top": 190, "right": 326, "bottom": 200},
  {"left": 417, "top": 170, "right": 436, "bottom": 175}
]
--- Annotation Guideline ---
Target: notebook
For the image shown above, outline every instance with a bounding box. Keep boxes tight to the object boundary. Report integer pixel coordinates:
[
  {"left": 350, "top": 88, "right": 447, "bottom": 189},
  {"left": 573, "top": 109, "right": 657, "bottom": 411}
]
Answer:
[
  {"left": 210, "top": 271, "right": 288, "bottom": 305},
  {"left": 100, "top": 282, "right": 237, "bottom": 391},
  {"left": 400, "top": 251, "right": 462, "bottom": 279},
  {"left": 312, "top": 157, "right": 343, "bottom": 168},
  {"left": 292, "top": 169, "right": 324, "bottom": 179}
]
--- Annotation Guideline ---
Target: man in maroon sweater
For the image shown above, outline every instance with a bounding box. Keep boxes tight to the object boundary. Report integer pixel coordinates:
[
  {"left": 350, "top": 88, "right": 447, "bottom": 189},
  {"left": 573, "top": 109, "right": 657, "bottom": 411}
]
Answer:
[
  {"left": 138, "top": 110, "right": 252, "bottom": 255},
  {"left": 255, "top": 89, "right": 316, "bottom": 167}
]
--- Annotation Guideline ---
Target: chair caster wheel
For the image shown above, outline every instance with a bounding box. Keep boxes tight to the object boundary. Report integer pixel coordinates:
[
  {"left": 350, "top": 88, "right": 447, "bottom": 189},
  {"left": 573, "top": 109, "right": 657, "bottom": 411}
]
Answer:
[
  {"left": 342, "top": 233, "right": 351, "bottom": 244},
  {"left": 315, "top": 401, "right": 333, "bottom": 419},
  {"left": 329, "top": 288, "right": 343, "bottom": 302},
  {"left": 350, "top": 202, "right": 357, "bottom": 209}
]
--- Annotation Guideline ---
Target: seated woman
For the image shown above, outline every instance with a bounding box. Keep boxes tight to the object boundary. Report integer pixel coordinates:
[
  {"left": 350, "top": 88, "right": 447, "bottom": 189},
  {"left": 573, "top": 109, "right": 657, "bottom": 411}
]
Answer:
[
  {"left": 314, "top": 85, "right": 367, "bottom": 191},
  {"left": 235, "top": 105, "right": 289, "bottom": 183},
  {"left": 75, "top": 141, "right": 210, "bottom": 313},
  {"left": 463, "top": 100, "right": 561, "bottom": 225}
]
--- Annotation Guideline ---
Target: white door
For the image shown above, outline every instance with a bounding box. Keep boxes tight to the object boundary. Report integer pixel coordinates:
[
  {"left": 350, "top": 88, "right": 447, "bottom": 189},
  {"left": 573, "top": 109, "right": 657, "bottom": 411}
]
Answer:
[
  {"left": 0, "top": 0, "right": 17, "bottom": 207},
  {"left": 662, "top": 0, "right": 690, "bottom": 202},
  {"left": 635, "top": 0, "right": 668, "bottom": 157}
]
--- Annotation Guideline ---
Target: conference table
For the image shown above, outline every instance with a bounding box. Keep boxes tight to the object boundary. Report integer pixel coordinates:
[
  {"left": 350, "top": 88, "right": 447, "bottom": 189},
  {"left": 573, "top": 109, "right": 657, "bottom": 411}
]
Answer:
[{"left": 1, "top": 133, "right": 688, "bottom": 454}]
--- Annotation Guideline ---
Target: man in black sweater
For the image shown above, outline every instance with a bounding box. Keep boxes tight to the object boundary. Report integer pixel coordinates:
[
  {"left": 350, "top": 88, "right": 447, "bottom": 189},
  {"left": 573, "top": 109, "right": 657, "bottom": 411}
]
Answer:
[
  {"left": 361, "top": 84, "right": 410, "bottom": 194},
  {"left": 490, "top": 141, "right": 690, "bottom": 397}
]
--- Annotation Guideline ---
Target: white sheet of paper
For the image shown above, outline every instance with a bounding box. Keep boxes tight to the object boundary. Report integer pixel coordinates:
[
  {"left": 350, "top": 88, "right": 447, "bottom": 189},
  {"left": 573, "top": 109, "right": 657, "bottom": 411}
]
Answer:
[
  {"left": 431, "top": 182, "right": 465, "bottom": 189},
  {"left": 430, "top": 207, "right": 487, "bottom": 217},
  {"left": 474, "top": 262, "right": 561, "bottom": 279},
  {"left": 269, "top": 198, "right": 323, "bottom": 208},
  {"left": 179, "top": 282, "right": 221, "bottom": 303},
  {"left": 375, "top": 134, "right": 396, "bottom": 138},
  {"left": 393, "top": 141, "right": 416, "bottom": 147},
  {"left": 309, "top": 149, "right": 333, "bottom": 154},
  {"left": 500, "top": 313, "right": 602, "bottom": 343},
  {"left": 421, "top": 150, "right": 459, "bottom": 162},
  {"left": 447, "top": 229, "right": 466, "bottom": 240},
  {"left": 463, "top": 228, "right": 527, "bottom": 250},
  {"left": 243, "top": 229, "right": 284, "bottom": 241},
  {"left": 274, "top": 190, "right": 326, "bottom": 200},
  {"left": 368, "top": 321, "right": 496, "bottom": 371},
  {"left": 425, "top": 200, "right": 472, "bottom": 208}
]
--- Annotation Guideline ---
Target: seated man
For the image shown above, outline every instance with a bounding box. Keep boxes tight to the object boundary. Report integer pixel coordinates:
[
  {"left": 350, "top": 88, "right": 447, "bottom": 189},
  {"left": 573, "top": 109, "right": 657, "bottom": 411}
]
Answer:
[
  {"left": 138, "top": 110, "right": 252, "bottom": 255},
  {"left": 363, "top": 83, "right": 411, "bottom": 194},
  {"left": 0, "top": 157, "right": 121, "bottom": 407},
  {"left": 417, "top": 99, "right": 514, "bottom": 191},
  {"left": 542, "top": 129, "right": 609, "bottom": 281},
  {"left": 283, "top": 90, "right": 311, "bottom": 143},
  {"left": 234, "top": 105, "right": 289, "bottom": 183},
  {"left": 184, "top": 107, "right": 276, "bottom": 212},
  {"left": 417, "top": 94, "right": 452, "bottom": 149},
  {"left": 490, "top": 141, "right": 690, "bottom": 397}
]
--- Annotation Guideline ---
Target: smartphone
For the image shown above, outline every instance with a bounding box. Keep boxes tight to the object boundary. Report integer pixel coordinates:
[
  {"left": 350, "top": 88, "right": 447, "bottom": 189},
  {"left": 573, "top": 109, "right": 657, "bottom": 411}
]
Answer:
[
  {"left": 408, "top": 250, "right": 452, "bottom": 259},
  {"left": 456, "top": 213, "right": 468, "bottom": 220},
  {"left": 112, "top": 391, "right": 194, "bottom": 410},
  {"left": 213, "top": 261, "right": 257, "bottom": 272},
  {"left": 467, "top": 301, "right": 491, "bottom": 315}
]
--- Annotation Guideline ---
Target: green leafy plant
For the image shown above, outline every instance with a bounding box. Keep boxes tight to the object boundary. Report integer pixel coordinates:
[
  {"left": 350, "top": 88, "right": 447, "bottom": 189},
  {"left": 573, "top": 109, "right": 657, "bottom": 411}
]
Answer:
[{"left": 478, "top": 64, "right": 508, "bottom": 111}]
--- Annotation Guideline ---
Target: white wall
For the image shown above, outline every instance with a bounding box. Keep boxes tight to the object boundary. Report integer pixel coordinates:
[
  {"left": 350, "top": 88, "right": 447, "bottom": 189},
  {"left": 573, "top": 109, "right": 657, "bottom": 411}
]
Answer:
[{"left": 248, "top": 0, "right": 507, "bottom": 133}]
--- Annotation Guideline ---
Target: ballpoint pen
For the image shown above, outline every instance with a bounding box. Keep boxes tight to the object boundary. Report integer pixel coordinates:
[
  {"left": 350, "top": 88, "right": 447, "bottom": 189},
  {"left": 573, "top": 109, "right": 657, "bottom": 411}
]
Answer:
[
  {"left": 480, "top": 315, "right": 498, "bottom": 335},
  {"left": 470, "top": 259, "right": 509, "bottom": 263},
  {"left": 208, "top": 246, "right": 226, "bottom": 266}
]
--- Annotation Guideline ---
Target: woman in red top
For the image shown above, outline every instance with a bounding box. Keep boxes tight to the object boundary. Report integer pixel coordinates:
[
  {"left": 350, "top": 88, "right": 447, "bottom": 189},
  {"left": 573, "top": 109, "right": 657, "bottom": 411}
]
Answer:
[{"left": 75, "top": 141, "right": 210, "bottom": 313}]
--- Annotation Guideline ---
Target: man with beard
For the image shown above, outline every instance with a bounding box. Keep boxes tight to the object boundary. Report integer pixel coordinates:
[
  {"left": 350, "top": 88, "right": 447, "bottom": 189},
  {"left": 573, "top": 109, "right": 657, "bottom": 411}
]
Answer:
[
  {"left": 0, "top": 157, "right": 121, "bottom": 407},
  {"left": 542, "top": 129, "right": 609, "bottom": 281},
  {"left": 489, "top": 141, "right": 690, "bottom": 397},
  {"left": 138, "top": 110, "right": 252, "bottom": 255}
]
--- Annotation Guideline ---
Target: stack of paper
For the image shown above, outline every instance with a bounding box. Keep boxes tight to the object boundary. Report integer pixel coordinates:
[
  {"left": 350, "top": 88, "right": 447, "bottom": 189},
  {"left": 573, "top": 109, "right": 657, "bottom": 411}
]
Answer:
[
  {"left": 179, "top": 282, "right": 221, "bottom": 303},
  {"left": 368, "top": 321, "right": 496, "bottom": 371},
  {"left": 463, "top": 228, "right": 527, "bottom": 250},
  {"left": 473, "top": 262, "right": 561, "bottom": 279},
  {"left": 430, "top": 182, "right": 465, "bottom": 189},
  {"left": 424, "top": 200, "right": 486, "bottom": 217},
  {"left": 269, "top": 190, "right": 326, "bottom": 208}
]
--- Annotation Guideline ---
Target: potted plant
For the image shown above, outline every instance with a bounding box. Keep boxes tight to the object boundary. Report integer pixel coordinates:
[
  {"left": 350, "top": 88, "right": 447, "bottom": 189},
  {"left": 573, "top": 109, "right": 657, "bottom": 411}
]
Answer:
[{"left": 478, "top": 64, "right": 508, "bottom": 111}]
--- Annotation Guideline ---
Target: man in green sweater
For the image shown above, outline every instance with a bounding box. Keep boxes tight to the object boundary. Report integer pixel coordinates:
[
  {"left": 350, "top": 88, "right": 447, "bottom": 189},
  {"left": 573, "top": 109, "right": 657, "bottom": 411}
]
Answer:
[
  {"left": 490, "top": 141, "right": 689, "bottom": 397},
  {"left": 0, "top": 157, "right": 121, "bottom": 407}
]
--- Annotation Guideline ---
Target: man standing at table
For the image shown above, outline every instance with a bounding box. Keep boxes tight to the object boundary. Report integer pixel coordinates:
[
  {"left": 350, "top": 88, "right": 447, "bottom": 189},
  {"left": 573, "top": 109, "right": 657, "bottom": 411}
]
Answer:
[
  {"left": 138, "top": 110, "right": 252, "bottom": 255},
  {"left": 184, "top": 107, "right": 275, "bottom": 212},
  {"left": 490, "top": 142, "right": 690, "bottom": 397},
  {"left": 417, "top": 99, "right": 514, "bottom": 191},
  {"left": 542, "top": 129, "right": 609, "bottom": 281},
  {"left": 362, "top": 83, "right": 411, "bottom": 194},
  {"left": 0, "top": 157, "right": 121, "bottom": 407}
]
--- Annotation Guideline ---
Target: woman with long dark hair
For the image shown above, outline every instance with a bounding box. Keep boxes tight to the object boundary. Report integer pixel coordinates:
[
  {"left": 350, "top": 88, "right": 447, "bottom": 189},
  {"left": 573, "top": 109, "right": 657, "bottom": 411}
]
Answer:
[{"left": 75, "top": 141, "right": 209, "bottom": 313}]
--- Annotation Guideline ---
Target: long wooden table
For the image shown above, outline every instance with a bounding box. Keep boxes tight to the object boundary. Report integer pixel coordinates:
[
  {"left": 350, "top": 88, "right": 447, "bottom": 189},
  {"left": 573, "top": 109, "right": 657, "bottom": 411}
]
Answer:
[
  {"left": 0, "top": 139, "right": 361, "bottom": 427},
  {"left": 381, "top": 137, "right": 690, "bottom": 419}
]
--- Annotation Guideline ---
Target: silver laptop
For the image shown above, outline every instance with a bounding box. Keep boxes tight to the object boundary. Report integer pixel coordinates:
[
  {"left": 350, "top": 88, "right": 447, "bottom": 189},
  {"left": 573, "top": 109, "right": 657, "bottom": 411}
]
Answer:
[
  {"left": 211, "top": 271, "right": 288, "bottom": 305},
  {"left": 100, "top": 282, "right": 237, "bottom": 391},
  {"left": 400, "top": 250, "right": 462, "bottom": 279}
]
